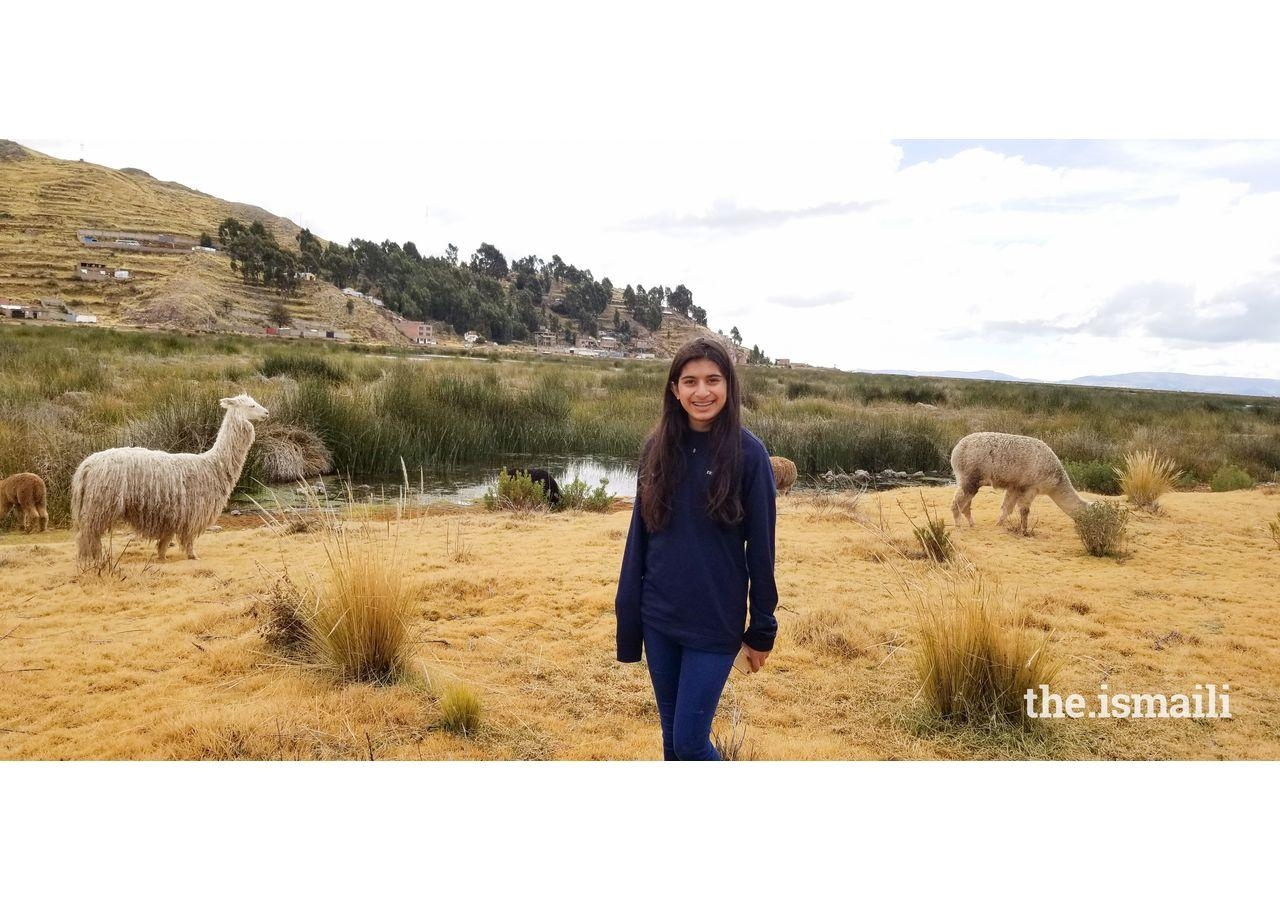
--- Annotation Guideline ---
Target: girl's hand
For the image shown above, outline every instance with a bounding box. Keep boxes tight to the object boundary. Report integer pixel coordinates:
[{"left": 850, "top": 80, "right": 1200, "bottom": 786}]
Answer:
[{"left": 741, "top": 644, "right": 770, "bottom": 673}]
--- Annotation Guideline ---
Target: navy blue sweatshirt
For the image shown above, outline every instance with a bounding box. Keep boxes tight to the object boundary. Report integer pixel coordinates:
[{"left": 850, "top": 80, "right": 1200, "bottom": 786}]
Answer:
[{"left": 614, "top": 426, "right": 779, "bottom": 662}]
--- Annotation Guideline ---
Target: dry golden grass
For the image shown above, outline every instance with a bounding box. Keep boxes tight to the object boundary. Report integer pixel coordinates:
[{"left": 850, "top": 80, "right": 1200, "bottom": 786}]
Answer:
[
  {"left": 1118, "top": 448, "right": 1182, "bottom": 512},
  {"left": 910, "top": 572, "right": 1062, "bottom": 727},
  {"left": 2, "top": 486, "right": 1280, "bottom": 759},
  {"left": 306, "top": 528, "right": 414, "bottom": 683},
  {"left": 253, "top": 423, "right": 334, "bottom": 484}
]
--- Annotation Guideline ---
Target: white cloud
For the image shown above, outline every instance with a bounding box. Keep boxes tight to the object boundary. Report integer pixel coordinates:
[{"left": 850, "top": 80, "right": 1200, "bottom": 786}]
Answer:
[{"left": 10, "top": 6, "right": 1280, "bottom": 382}]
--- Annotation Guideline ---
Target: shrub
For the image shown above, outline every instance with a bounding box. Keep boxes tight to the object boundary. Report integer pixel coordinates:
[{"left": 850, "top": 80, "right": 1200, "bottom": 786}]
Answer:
[
  {"left": 1072, "top": 501, "right": 1129, "bottom": 557},
  {"left": 1063, "top": 460, "right": 1122, "bottom": 495},
  {"left": 1116, "top": 449, "right": 1181, "bottom": 511},
  {"left": 438, "top": 682, "right": 483, "bottom": 736},
  {"left": 557, "top": 477, "right": 616, "bottom": 512},
  {"left": 912, "top": 575, "right": 1062, "bottom": 727},
  {"left": 1268, "top": 512, "right": 1280, "bottom": 550},
  {"left": 482, "top": 469, "right": 550, "bottom": 511},
  {"left": 1210, "top": 464, "right": 1254, "bottom": 492}
]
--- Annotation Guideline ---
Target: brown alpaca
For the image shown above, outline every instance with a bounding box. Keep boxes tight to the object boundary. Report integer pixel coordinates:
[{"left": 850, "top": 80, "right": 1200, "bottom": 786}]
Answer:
[
  {"left": 770, "top": 456, "right": 798, "bottom": 495},
  {"left": 0, "top": 473, "right": 49, "bottom": 533}
]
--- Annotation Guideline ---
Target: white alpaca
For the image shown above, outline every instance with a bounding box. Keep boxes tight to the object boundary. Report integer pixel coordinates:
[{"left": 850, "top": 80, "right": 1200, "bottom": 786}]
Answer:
[
  {"left": 72, "top": 394, "right": 268, "bottom": 564},
  {"left": 949, "top": 432, "right": 1089, "bottom": 534}
]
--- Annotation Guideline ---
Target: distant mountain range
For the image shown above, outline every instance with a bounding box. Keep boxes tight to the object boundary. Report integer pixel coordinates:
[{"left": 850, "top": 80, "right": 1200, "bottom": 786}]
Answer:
[{"left": 864, "top": 369, "right": 1280, "bottom": 399}]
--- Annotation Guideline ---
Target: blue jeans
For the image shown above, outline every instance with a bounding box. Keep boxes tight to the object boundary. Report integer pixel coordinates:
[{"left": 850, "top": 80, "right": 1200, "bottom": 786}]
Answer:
[{"left": 642, "top": 623, "right": 737, "bottom": 761}]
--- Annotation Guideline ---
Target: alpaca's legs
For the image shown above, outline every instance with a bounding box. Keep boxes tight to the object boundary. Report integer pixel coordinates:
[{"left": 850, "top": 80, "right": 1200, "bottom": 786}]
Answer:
[
  {"left": 181, "top": 534, "right": 199, "bottom": 560},
  {"left": 952, "top": 484, "right": 975, "bottom": 526},
  {"left": 1017, "top": 490, "right": 1035, "bottom": 535},
  {"left": 77, "top": 528, "right": 103, "bottom": 565},
  {"left": 0, "top": 497, "right": 10, "bottom": 526},
  {"left": 38, "top": 507, "right": 47, "bottom": 532},
  {"left": 156, "top": 532, "right": 174, "bottom": 561},
  {"left": 996, "top": 489, "right": 1018, "bottom": 525}
]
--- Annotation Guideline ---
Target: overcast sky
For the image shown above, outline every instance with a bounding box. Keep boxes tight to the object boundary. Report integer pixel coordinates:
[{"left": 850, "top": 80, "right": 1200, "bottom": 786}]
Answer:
[{"left": 10, "top": 2, "right": 1280, "bottom": 381}]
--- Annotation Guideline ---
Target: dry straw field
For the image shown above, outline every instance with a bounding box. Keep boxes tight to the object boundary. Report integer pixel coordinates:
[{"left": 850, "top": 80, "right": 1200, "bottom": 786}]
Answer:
[{"left": 3, "top": 483, "right": 1278, "bottom": 760}]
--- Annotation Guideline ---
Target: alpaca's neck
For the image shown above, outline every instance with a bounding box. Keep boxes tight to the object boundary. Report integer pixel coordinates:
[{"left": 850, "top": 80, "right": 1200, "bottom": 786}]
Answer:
[
  {"left": 206, "top": 411, "right": 256, "bottom": 483},
  {"left": 1050, "top": 482, "right": 1086, "bottom": 514}
]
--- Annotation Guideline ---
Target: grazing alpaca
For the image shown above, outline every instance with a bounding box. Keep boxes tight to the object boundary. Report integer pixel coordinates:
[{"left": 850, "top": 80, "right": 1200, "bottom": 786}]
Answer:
[
  {"left": 0, "top": 473, "right": 48, "bottom": 533},
  {"left": 950, "top": 432, "right": 1089, "bottom": 534},
  {"left": 501, "top": 467, "right": 562, "bottom": 506},
  {"left": 72, "top": 394, "right": 268, "bottom": 564},
  {"left": 770, "top": 456, "right": 798, "bottom": 495}
]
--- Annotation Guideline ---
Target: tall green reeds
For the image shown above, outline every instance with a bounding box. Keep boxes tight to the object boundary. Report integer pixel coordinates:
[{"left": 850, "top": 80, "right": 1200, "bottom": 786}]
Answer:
[{"left": 5, "top": 323, "right": 1280, "bottom": 514}]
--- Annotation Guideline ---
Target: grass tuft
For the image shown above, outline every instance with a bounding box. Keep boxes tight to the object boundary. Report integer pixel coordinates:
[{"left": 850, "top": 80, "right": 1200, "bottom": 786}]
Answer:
[
  {"left": 789, "top": 608, "right": 868, "bottom": 660},
  {"left": 712, "top": 694, "right": 757, "bottom": 761},
  {"left": 438, "top": 682, "right": 483, "bottom": 736},
  {"left": 1268, "top": 512, "right": 1280, "bottom": 550},
  {"left": 252, "top": 423, "right": 334, "bottom": 483},
  {"left": 307, "top": 531, "right": 413, "bottom": 682},
  {"left": 260, "top": 352, "right": 349, "bottom": 384},
  {"left": 1117, "top": 448, "right": 1182, "bottom": 512},
  {"left": 255, "top": 569, "right": 313, "bottom": 654},
  {"left": 1072, "top": 501, "right": 1129, "bottom": 557},
  {"left": 911, "top": 574, "right": 1062, "bottom": 728},
  {"left": 906, "top": 497, "right": 953, "bottom": 563}
]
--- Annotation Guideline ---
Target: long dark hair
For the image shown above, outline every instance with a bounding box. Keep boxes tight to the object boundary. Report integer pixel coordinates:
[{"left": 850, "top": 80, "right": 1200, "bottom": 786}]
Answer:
[{"left": 639, "top": 336, "right": 743, "bottom": 532}]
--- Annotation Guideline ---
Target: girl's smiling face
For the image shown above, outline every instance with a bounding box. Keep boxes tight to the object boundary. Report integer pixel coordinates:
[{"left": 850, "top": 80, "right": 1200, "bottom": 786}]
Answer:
[{"left": 672, "top": 358, "right": 727, "bottom": 432}]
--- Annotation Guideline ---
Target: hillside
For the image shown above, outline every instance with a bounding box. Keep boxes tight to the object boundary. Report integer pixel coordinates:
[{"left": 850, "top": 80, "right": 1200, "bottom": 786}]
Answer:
[
  {"left": 0, "top": 142, "right": 423, "bottom": 344},
  {"left": 0, "top": 140, "right": 710, "bottom": 353}
]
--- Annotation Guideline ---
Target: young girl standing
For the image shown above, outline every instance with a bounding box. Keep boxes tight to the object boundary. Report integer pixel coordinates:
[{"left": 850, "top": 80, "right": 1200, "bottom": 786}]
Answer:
[{"left": 615, "top": 336, "right": 779, "bottom": 760}]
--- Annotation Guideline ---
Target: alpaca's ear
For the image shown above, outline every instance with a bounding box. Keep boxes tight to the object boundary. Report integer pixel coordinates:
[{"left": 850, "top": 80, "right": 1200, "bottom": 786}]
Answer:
[{"left": 219, "top": 397, "right": 233, "bottom": 409}]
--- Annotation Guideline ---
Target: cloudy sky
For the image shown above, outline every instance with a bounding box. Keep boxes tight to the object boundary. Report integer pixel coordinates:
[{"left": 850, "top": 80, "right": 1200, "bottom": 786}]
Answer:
[{"left": 11, "top": 3, "right": 1280, "bottom": 381}]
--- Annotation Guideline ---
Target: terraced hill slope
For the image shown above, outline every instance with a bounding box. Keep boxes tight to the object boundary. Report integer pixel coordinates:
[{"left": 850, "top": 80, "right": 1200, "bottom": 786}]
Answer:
[{"left": 0, "top": 141, "right": 404, "bottom": 343}]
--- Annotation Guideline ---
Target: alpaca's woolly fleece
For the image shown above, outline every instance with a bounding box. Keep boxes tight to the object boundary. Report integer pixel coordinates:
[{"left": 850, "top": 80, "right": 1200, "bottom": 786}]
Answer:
[{"left": 72, "top": 394, "right": 267, "bottom": 563}]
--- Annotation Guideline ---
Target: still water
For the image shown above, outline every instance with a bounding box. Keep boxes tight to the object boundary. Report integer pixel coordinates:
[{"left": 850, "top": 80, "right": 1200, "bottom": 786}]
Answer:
[{"left": 233, "top": 453, "right": 640, "bottom": 509}]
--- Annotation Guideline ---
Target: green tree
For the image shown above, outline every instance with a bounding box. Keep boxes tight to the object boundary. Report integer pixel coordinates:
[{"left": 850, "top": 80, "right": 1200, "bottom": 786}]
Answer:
[
  {"left": 669, "top": 284, "right": 693, "bottom": 317},
  {"left": 730, "top": 326, "right": 742, "bottom": 346},
  {"left": 469, "top": 242, "right": 509, "bottom": 279},
  {"left": 297, "top": 228, "right": 324, "bottom": 274}
]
